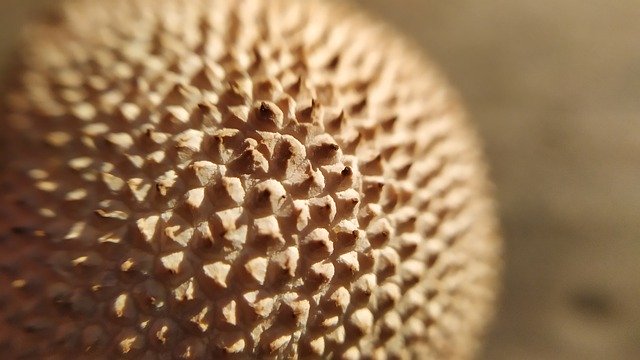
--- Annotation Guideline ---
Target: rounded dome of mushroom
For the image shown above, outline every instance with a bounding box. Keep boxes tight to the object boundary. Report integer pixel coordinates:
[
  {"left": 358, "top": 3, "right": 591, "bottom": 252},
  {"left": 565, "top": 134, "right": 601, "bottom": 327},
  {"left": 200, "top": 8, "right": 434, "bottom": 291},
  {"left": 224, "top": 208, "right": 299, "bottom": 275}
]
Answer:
[{"left": 0, "top": 0, "right": 500, "bottom": 358}]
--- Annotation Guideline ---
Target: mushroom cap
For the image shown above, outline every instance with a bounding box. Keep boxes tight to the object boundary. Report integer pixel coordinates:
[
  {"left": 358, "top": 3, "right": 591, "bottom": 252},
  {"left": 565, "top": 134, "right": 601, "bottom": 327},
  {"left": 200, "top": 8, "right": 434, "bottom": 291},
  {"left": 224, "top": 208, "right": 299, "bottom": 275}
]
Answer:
[{"left": 0, "top": 0, "right": 501, "bottom": 358}]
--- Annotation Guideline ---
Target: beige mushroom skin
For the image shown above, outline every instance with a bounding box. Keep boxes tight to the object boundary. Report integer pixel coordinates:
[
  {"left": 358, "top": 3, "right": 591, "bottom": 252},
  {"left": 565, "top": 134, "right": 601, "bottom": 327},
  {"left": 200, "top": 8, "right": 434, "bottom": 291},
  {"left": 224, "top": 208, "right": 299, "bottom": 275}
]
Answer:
[{"left": 0, "top": 0, "right": 500, "bottom": 358}]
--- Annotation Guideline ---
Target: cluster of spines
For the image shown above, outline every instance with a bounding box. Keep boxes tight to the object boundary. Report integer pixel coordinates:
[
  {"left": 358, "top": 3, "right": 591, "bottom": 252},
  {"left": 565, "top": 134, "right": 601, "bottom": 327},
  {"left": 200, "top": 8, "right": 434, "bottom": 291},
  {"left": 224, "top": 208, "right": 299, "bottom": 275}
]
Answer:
[{"left": 0, "top": 0, "right": 499, "bottom": 358}]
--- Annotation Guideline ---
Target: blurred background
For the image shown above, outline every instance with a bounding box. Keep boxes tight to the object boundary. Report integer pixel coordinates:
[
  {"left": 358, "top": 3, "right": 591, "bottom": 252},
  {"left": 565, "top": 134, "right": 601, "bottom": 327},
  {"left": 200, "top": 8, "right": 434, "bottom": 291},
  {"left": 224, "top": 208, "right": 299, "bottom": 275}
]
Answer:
[{"left": 1, "top": 0, "right": 639, "bottom": 359}]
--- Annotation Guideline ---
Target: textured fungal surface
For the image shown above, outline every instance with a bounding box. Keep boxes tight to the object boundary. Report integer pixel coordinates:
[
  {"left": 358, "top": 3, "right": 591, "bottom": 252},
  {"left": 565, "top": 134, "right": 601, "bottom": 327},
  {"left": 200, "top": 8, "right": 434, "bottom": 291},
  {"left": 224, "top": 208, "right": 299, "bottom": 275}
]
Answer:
[{"left": 0, "top": 0, "right": 500, "bottom": 358}]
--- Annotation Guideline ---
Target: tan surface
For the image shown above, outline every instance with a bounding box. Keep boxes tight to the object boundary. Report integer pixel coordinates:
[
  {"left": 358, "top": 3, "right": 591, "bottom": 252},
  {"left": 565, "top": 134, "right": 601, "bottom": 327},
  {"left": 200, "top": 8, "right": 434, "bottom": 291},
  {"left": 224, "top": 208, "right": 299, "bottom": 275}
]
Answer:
[
  {"left": 2, "top": 0, "right": 639, "bottom": 359},
  {"left": 0, "top": 0, "right": 499, "bottom": 357}
]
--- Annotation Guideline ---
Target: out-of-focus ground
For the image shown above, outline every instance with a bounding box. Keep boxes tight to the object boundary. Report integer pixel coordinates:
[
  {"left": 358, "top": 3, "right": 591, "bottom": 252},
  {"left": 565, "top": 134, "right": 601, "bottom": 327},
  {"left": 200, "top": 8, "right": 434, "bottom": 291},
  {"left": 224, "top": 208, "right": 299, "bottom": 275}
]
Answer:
[{"left": 2, "top": 1, "right": 639, "bottom": 359}]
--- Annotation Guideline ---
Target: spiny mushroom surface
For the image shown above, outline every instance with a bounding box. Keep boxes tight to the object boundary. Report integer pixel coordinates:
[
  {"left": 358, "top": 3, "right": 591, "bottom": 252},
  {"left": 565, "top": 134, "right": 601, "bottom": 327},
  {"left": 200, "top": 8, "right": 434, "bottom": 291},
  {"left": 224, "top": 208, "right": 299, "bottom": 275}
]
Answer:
[{"left": 0, "top": 0, "right": 500, "bottom": 358}]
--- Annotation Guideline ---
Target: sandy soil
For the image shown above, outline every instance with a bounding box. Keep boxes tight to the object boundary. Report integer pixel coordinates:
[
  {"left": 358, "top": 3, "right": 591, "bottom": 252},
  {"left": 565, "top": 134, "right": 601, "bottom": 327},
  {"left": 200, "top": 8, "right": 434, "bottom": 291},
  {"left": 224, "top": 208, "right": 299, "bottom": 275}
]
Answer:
[{"left": 2, "top": 1, "right": 639, "bottom": 359}]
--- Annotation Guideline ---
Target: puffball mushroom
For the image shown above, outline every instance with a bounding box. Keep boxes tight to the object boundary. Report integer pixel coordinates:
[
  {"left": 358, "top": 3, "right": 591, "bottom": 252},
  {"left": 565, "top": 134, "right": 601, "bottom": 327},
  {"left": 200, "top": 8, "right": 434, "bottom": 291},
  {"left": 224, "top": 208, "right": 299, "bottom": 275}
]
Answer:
[{"left": 0, "top": 0, "right": 501, "bottom": 358}]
